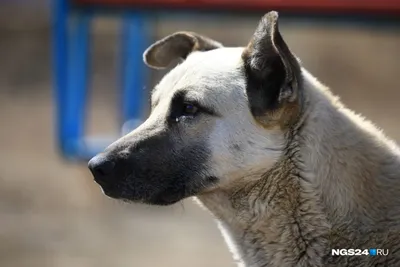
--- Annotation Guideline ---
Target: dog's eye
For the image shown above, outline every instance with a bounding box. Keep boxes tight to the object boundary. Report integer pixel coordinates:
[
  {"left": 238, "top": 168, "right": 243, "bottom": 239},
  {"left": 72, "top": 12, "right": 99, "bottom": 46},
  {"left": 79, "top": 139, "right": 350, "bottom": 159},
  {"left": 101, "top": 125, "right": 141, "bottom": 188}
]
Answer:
[
  {"left": 182, "top": 103, "right": 198, "bottom": 116},
  {"left": 169, "top": 101, "right": 201, "bottom": 123}
]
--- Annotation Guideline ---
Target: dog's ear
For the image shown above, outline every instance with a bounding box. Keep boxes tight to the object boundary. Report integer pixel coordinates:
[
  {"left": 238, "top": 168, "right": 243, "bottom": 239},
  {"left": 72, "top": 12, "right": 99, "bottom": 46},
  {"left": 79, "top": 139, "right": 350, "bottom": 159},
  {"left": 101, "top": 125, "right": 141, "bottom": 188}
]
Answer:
[
  {"left": 242, "top": 11, "right": 302, "bottom": 126},
  {"left": 143, "top": 31, "right": 223, "bottom": 69}
]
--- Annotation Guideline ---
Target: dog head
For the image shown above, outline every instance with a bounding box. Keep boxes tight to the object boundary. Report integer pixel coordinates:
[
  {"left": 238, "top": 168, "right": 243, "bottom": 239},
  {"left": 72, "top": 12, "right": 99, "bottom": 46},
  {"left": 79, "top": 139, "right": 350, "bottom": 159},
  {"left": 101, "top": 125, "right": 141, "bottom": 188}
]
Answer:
[{"left": 88, "top": 11, "right": 303, "bottom": 205}]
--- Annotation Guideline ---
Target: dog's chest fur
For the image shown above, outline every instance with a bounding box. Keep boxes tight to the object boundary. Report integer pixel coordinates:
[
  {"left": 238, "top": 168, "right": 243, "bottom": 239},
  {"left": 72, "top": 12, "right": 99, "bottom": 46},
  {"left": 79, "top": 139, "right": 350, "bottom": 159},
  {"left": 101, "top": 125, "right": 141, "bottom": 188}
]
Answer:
[
  {"left": 198, "top": 151, "right": 332, "bottom": 267},
  {"left": 198, "top": 135, "right": 400, "bottom": 267}
]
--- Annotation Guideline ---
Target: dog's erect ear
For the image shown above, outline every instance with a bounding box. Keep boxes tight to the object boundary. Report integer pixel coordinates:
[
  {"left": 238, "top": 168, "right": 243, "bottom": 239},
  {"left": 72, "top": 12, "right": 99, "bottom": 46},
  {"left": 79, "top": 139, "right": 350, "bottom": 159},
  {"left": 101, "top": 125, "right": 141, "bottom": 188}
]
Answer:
[
  {"left": 143, "top": 31, "right": 223, "bottom": 69},
  {"left": 242, "top": 11, "right": 302, "bottom": 124}
]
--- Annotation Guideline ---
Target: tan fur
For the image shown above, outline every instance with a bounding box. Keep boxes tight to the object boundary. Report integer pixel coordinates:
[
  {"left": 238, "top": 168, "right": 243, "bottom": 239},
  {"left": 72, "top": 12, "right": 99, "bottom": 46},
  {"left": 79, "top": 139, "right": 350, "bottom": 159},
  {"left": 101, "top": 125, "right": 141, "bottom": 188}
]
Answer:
[{"left": 196, "top": 69, "right": 400, "bottom": 267}]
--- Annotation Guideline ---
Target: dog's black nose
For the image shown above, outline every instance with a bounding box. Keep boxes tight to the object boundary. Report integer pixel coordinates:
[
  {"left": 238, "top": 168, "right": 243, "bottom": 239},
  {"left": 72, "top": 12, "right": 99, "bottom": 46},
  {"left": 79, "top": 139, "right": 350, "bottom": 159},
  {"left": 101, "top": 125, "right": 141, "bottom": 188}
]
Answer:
[{"left": 88, "top": 154, "right": 115, "bottom": 181}]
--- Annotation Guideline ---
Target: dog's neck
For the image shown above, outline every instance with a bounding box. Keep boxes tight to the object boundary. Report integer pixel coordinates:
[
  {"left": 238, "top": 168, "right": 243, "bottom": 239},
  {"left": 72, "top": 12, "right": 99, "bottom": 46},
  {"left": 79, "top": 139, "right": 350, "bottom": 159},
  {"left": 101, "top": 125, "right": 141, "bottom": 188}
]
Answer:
[
  {"left": 197, "top": 105, "right": 331, "bottom": 266},
  {"left": 197, "top": 70, "right": 400, "bottom": 267},
  {"left": 197, "top": 152, "right": 331, "bottom": 266}
]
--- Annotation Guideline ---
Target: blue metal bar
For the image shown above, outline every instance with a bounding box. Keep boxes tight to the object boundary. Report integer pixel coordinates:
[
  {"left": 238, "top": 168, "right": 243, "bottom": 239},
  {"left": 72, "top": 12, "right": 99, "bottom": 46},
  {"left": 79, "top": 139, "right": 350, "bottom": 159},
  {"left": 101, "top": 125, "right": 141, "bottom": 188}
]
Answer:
[
  {"left": 120, "top": 12, "right": 149, "bottom": 133},
  {"left": 64, "top": 11, "right": 92, "bottom": 158},
  {"left": 53, "top": 0, "right": 70, "bottom": 156},
  {"left": 53, "top": 0, "right": 93, "bottom": 159}
]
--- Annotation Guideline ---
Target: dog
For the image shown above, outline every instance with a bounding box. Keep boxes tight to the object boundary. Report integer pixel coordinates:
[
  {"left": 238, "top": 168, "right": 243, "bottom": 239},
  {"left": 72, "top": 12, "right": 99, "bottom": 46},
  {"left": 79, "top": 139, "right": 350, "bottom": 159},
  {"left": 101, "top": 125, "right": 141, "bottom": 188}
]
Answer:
[{"left": 88, "top": 11, "right": 400, "bottom": 267}]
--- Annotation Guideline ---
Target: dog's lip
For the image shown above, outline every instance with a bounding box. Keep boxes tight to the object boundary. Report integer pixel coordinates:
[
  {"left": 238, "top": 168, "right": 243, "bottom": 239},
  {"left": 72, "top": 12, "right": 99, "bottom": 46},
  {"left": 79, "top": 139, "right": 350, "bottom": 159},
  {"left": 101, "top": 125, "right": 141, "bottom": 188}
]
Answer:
[
  {"left": 93, "top": 176, "right": 108, "bottom": 188},
  {"left": 93, "top": 178, "right": 120, "bottom": 199},
  {"left": 95, "top": 181, "right": 107, "bottom": 195},
  {"left": 148, "top": 197, "right": 181, "bottom": 206},
  {"left": 149, "top": 190, "right": 187, "bottom": 206}
]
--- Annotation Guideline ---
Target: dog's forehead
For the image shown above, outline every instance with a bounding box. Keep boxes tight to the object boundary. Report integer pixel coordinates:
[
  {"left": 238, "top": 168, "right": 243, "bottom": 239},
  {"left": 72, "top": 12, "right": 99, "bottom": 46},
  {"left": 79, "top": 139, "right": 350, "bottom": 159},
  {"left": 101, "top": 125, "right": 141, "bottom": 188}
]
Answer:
[{"left": 152, "top": 47, "right": 246, "bottom": 104}]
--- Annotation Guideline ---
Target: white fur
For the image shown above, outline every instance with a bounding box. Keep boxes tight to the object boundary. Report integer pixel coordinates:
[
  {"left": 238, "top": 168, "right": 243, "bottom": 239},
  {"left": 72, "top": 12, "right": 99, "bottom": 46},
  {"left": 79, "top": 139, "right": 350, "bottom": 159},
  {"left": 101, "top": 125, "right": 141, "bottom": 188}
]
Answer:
[{"left": 151, "top": 48, "right": 285, "bottom": 186}]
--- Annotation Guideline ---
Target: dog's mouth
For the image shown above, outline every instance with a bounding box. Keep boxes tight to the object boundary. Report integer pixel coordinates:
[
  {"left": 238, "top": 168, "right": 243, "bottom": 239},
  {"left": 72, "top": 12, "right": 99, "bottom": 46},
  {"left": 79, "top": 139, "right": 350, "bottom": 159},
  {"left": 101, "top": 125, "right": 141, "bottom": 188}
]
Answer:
[
  {"left": 94, "top": 174, "right": 217, "bottom": 206},
  {"left": 94, "top": 178, "right": 122, "bottom": 199},
  {"left": 94, "top": 176, "right": 187, "bottom": 205},
  {"left": 148, "top": 191, "right": 187, "bottom": 206}
]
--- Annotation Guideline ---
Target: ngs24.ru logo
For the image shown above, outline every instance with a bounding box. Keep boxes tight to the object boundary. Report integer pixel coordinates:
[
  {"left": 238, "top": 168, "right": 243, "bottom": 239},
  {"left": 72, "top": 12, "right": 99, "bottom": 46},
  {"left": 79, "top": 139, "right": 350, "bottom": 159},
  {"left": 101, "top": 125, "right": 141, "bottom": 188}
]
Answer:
[{"left": 332, "top": 249, "right": 389, "bottom": 256}]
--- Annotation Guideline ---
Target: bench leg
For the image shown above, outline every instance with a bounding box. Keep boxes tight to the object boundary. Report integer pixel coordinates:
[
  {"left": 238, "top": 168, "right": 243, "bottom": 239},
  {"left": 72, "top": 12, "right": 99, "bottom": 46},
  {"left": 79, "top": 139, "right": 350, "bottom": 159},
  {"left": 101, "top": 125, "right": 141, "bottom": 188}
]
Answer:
[
  {"left": 66, "top": 12, "right": 91, "bottom": 158},
  {"left": 53, "top": 0, "right": 92, "bottom": 159},
  {"left": 120, "top": 12, "right": 149, "bottom": 134},
  {"left": 53, "top": 0, "right": 70, "bottom": 156}
]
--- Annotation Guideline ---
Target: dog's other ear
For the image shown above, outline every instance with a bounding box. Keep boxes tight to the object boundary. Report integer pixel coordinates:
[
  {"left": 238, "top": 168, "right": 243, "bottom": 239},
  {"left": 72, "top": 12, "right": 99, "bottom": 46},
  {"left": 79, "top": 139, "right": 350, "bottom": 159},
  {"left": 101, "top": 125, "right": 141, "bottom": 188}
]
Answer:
[
  {"left": 242, "top": 11, "right": 302, "bottom": 121},
  {"left": 143, "top": 32, "right": 223, "bottom": 69}
]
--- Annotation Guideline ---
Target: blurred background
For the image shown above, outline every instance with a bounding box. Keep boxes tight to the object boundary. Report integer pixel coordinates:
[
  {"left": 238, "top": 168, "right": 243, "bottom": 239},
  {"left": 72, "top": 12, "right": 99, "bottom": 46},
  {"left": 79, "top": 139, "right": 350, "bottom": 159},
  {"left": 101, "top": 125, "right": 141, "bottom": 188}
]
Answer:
[{"left": 0, "top": 0, "right": 399, "bottom": 266}]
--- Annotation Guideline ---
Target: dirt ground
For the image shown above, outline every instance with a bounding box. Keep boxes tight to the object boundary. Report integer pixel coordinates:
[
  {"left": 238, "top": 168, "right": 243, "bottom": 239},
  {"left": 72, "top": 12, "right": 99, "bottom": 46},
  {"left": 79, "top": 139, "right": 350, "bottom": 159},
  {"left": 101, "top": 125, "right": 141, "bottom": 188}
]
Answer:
[{"left": 0, "top": 3, "right": 400, "bottom": 267}]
